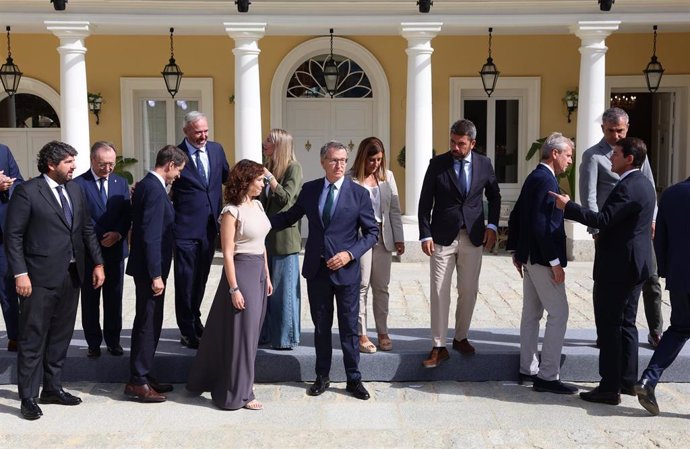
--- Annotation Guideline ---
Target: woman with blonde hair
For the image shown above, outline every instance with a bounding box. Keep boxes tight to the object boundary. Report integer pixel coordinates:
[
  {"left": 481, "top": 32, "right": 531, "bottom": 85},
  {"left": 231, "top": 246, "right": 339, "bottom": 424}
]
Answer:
[
  {"left": 259, "top": 129, "right": 303, "bottom": 349},
  {"left": 350, "top": 137, "right": 404, "bottom": 353}
]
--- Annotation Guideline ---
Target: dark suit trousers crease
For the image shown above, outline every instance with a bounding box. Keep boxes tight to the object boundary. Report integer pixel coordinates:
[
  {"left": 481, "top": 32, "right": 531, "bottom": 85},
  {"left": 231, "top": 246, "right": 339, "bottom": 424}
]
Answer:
[
  {"left": 593, "top": 280, "right": 643, "bottom": 393},
  {"left": 17, "top": 264, "right": 80, "bottom": 399},
  {"left": 641, "top": 247, "right": 664, "bottom": 335},
  {"left": 129, "top": 277, "right": 165, "bottom": 385},
  {"left": 642, "top": 291, "right": 690, "bottom": 385},
  {"left": 174, "top": 220, "right": 216, "bottom": 338},
  {"left": 0, "top": 245, "right": 19, "bottom": 340},
  {"left": 81, "top": 256, "right": 124, "bottom": 348},
  {"left": 307, "top": 261, "right": 361, "bottom": 382}
]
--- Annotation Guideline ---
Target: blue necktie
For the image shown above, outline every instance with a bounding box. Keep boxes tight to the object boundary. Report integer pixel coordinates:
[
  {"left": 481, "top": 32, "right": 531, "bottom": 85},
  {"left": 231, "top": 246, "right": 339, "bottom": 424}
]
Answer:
[
  {"left": 458, "top": 159, "right": 468, "bottom": 195},
  {"left": 56, "top": 185, "right": 73, "bottom": 227},
  {"left": 99, "top": 177, "right": 108, "bottom": 206},
  {"left": 195, "top": 150, "right": 208, "bottom": 186},
  {"left": 322, "top": 183, "right": 335, "bottom": 228}
]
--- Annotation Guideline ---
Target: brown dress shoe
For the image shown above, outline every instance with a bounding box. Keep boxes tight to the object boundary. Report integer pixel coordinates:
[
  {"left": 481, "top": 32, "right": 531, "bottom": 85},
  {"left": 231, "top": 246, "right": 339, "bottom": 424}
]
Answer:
[
  {"left": 452, "top": 338, "right": 476, "bottom": 354},
  {"left": 422, "top": 347, "right": 450, "bottom": 368},
  {"left": 124, "top": 383, "right": 166, "bottom": 403}
]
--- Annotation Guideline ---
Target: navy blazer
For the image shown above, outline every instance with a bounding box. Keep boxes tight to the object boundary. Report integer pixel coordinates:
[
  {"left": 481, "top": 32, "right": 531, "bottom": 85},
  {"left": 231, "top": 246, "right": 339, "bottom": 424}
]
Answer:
[
  {"left": 126, "top": 173, "right": 175, "bottom": 281},
  {"left": 507, "top": 164, "right": 567, "bottom": 267},
  {"left": 565, "top": 170, "right": 656, "bottom": 285},
  {"left": 74, "top": 170, "right": 131, "bottom": 261},
  {"left": 0, "top": 144, "right": 24, "bottom": 241},
  {"left": 270, "top": 176, "right": 379, "bottom": 286},
  {"left": 171, "top": 140, "right": 229, "bottom": 240},
  {"left": 418, "top": 151, "right": 501, "bottom": 247},
  {"left": 654, "top": 177, "right": 690, "bottom": 293}
]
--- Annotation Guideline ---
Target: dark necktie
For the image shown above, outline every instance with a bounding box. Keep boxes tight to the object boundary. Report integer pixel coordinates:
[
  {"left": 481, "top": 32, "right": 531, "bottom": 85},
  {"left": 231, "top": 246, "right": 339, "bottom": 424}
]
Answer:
[
  {"left": 322, "top": 183, "right": 335, "bottom": 228},
  {"left": 56, "top": 185, "right": 73, "bottom": 227},
  {"left": 195, "top": 150, "right": 208, "bottom": 186},
  {"left": 458, "top": 159, "right": 468, "bottom": 195},
  {"left": 99, "top": 177, "right": 108, "bottom": 206}
]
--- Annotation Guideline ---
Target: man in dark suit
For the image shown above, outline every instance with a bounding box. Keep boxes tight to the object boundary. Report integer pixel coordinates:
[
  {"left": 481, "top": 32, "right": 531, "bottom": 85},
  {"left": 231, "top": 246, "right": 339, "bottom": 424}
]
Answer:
[
  {"left": 4, "top": 141, "right": 105, "bottom": 420},
  {"left": 507, "top": 132, "right": 577, "bottom": 395},
  {"left": 0, "top": 143, "right": 23, "bottom": 352},
  {"left": 418, "top": 119, "right": 501, "bottom": 367},
  {"left": 74, "top": 141, "right": 131, "bottom": 358},
  {"left": 172, "top": 111, "right": 229, "bottom": 349},
  {"left": 634, "top": 177, "right": 690, "bottom": 416},
  {"left": 271, "top": 141, "right": 378, "bottom": 400},
  {"left": 551, "top": 137, "right": 656, "bottom": 405},
  {"left": 124, "top": 145, "right": 187, "bottom": 403}
]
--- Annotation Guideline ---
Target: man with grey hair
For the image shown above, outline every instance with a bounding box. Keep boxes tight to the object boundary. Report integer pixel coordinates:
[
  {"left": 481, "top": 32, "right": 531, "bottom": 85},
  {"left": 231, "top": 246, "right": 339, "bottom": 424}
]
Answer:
[
  {"left": 173, "top": 111, "right": 229, "bottom": 349},
  {"left": 507, "top": 132, "right": 577, "bottom": 394},
  {"left": 271, "top": 140, "right": 378, "bottom": 400},
  {"left": 579, "top": 107, "right": 663, "bottom": 349}
]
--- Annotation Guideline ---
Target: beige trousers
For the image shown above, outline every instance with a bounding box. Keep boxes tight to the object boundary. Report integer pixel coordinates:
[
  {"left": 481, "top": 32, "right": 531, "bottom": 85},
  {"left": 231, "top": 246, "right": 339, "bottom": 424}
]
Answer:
[
  {"left": 429, "top": 229, "right": 483, "bottom": 347},
  {"left": 358, "top": 232, "right": 391, "bottom": 335}
]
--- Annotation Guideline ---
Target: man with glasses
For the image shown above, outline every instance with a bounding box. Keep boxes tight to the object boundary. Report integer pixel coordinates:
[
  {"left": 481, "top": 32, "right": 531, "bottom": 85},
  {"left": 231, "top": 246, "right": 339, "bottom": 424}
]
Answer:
[
  {"left": 418, "top": 119, "right": 501, "bottom": 368},
  {"left": 74, "top": 142, "right": 131, "bottom": 358},
  {"left": 270, "top": 141, "right": 378, "bottom": 400}
]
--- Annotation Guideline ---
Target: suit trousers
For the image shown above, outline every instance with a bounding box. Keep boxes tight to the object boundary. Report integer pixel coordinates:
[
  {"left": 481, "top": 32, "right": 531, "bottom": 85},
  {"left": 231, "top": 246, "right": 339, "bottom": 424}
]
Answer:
[
  {"left": 358, "top": 231, "right": 392, "bottom": 335},
  {"left": 17, "top": 264, "right": 80, "bottom": 399},
  {"left": 0, "top": 244, "right": 19, "bottom": 341},
  {"left": 641, "top": 291, "right": 690, "bottom": 386},
  {"left": 520, "top": 262, "right": 569, "bottom": 381},
  {"left": 307, "top": 260, "right": 361, "bottom": 382},
  {"left": 81, "top": 256, "right": 124, "bottom": 349},
  {"left": 429, "top": 229, "right": 483, "bottom": 347},
  {"left": 594, "top": 280, "right": 643, "bottom": 393},
  {"left": 641, "top": 247, "right": 664, "bottom": 336},
  {"left": 129, "top": 277, "right": 166, "bottom": 385}
]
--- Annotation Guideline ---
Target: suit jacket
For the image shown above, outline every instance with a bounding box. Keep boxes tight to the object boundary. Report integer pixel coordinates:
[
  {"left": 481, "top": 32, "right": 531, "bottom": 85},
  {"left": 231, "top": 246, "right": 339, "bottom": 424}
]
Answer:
[
  {"left": 171, "top": 140, "right": 229, "bottom": 240},
  {"left": 352, "top": 169, "right": 404, "bottom": 252},
  {"left": 126, "top": 173, "right": 175, "bottom": 281},
  {"left": 579, "top": 137, "right": 657, "bottom": 233},
  {"left": 418, "top": 151, "right": 501, "bottom": 247},
  {"left": 4, "top": 176, "right": 103, "bottom": 287},
  {"left": 506, "top": 164, "right": 567, "bottom": 267},
  {"left": 260, "top": 161, "right": 303, "bottom": 255},
  {"left": 270, "top": 176, "right": 379, "bottom": 285},
  {"left": 565, "top": 170, "right": 655, "bottom": 285},
  {"left": 74, "top": 170, "right": 131, "bottom": 262},
  {"left": 0, "top": 144, "right": 24, "bottom": 242},
  {"left": 654, "top": 177, "right": 690, "bottom": 293}
]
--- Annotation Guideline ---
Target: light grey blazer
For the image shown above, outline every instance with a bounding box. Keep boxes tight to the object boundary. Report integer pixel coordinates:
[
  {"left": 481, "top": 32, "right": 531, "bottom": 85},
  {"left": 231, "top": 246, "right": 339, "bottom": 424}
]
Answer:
[
  {"left": 578, "top": 137, "right": 657, "bottom": 234},
  {"left": 352, "top": 169, "right": 404, "bottom": 252}
]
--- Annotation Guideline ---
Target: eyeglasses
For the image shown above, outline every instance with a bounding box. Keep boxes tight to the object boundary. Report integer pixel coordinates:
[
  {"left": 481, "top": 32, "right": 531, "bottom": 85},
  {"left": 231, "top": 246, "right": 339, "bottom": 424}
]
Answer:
[
  {"left": 326, "top": 158, "right": 348, "bottom": 166},
  {"left": 96, "top": 162, "right": 116, "bottom": 169}
]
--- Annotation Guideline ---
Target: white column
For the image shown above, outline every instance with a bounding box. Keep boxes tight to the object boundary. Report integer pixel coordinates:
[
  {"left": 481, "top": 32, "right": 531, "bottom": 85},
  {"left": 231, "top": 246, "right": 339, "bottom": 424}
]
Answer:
[
  {"left": 400, "top": 23, "right": 442, "bottom": 226},
  {"left": 225, "top": 23, "right": 266, "bottom": 164},
  {"left": 45, "top": 21, "right": 91, "bottom": 175},
  {"left": 567, "top": 21, "right": 620, "bottom": 259}
]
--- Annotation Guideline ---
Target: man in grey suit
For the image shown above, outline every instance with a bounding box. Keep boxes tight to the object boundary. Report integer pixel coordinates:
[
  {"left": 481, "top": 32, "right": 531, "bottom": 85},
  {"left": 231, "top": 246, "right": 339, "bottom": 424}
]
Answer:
[{"left": 579, "top": 107, "right": 663, "bottom": 348}]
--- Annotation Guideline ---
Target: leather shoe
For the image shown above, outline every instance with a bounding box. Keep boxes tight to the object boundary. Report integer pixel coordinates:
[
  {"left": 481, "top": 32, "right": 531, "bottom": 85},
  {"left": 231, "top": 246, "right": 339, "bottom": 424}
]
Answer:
[
  {"left": 180, "top": 335, "right": 200, "bottom": 349},
  {"left": 147, "top": 377, "right": 174, "bottom": 394},
  {"left": 518, "top": 372, "right": 538, "bottom": 385},
  {"left": 579, "top": 387, "right": 621, "bottom": 405},
  {"left": 40, "top": 389, "right": 82, "bottom": 406},
  {"left": 452, "top": 338, "right": 476, "bottom": 354},
  {"left": 195, "top": 321, "right": 205, "bottom": 338},
  {"left": 422, "top": 347, "right": 450, "bottom": 368},
  {"left": 647, "top": 332, "right": 662, "bottom": 348},
  {"left": 533, "top": 378, "right": 578, "bottom": 395},
  {"left": 20, "top": 398, "right": 42, "bottom": 420},
  {"left": 346, "top": 381, "right": 370, "bottom": 400},
  {"left": 87, "top": 347, "right": 101, "bottom": 358},
  {"left": 107, "top": 345, "right": 124, "bottom": 356},
  {"left": 7, "top": 339, "right": 17, "bottom": 352},
  {"left": 620, "top": 385, "right": 636, "bottom": 396},
  {"left": 308, "top": 375, "right": 330, "bottom": 396},
  {"left": 634, "top": 378, "right": 659, "bottom": 416},
  {"left": 124, "top": 383, "right": 166, "bottom": 403}
]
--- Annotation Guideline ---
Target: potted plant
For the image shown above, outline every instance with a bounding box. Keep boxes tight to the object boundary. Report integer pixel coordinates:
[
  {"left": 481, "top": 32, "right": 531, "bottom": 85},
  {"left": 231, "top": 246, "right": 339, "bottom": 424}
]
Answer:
[{"left": 113, "top": 155, "right": 138, "bottom": 185}]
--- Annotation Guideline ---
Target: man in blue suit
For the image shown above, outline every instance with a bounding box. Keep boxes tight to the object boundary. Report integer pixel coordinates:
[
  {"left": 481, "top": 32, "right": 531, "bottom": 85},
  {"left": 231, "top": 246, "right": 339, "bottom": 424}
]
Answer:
[
  {"left": 172, "top": 111, "right": 229, "bottom": 349},
  {"left": 271, "top": 141, "right": 378, "bottom": 400},
  {"left": 507, "top": 132, "right": 577, "bottom": 395},
  {"left": 634, "top": 176, "right": 690, "bottom": 416},
  {"left": 125, "top": 146, "right": 187, "bottom": 403},
  {"left": 0, "top": 143, "right": 23, "bottom": 352},
  {"left": 74, "top": 142, "right": 131, "bottom": 357}
]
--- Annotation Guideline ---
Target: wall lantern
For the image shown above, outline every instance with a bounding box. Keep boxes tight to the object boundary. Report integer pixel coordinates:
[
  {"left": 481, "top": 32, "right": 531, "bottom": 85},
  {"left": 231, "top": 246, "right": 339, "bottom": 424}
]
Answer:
[
  {"left": 418, "top": 0, "right": 433, "bottom": 13},
  {"left": 563, "top": 90, "right": 578, "bottom": 123},
  {"left": 161, "top": 27, "right": 183, "bottom": 98},
  {"left": 88, "top": 92, "right": 103, "bottom": 125},
  {"left": 479, "top": 27, "right": 499, "bottom": 97},
  {"left": 0, "top": 26, "right": 22, "bottom": 97},
  {"left": 235, "top": 0, "right": 250, "bottom": 13},
  {"left": 643, "top": 25, "right": 664, "bottom": 93}
]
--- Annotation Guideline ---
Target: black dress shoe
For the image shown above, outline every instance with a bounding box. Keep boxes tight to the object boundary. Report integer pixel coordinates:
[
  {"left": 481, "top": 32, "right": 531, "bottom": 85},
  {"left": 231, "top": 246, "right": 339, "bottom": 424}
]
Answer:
[
  {"left": 346, "top": 381, "right": 370, "bottom": 400},
  {"left": 308, "top": 375, "right": 330, "bottom": 396},
  {"left": 579, "top": 387, "right": 621, "bottom": 405},
  {"left": 518, "top": 372, "right": 538, "bottom": 385},
  {"left": 20, "top": 398, "right": 42, "bottom": 420},
  {"left": 39, "top": 389, "right": 82, "bottom": 406},
  {"left": 180, "top": 335, "right": 200, "bottom": 349},
  {"left": 195, "top": 321, "right": 205, "bottom": 338},
  {"left": 107, "top": 345, "right": 124, "bottom": 356},
  {"left": 620, "top": 385, "right": 636, "bottom": 396},
  {"left": 634, "top": 378, "right": 659, "bottom": 416},
  {"left": 87, "top": 347, "right": 101, "bottom": 358},
  {"left": 533, "top": 378, "right": 578, "bottom": 395},
  {"left": 147, "top": 377, "right": 174, "bottom": 394}
]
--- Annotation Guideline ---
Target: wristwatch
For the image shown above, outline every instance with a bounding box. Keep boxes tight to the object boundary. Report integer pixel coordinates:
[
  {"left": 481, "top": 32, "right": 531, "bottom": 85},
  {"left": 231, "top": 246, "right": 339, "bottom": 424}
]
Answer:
[
  {"left": 229, "top": 286, "right": 240, "bottom": 294},
  {"left": 264, "top": 173, "right": 274, "bottom": 183}
]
